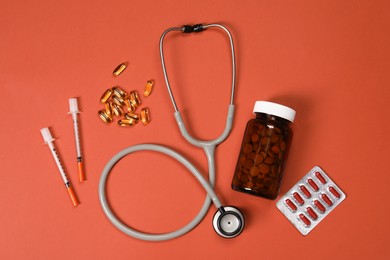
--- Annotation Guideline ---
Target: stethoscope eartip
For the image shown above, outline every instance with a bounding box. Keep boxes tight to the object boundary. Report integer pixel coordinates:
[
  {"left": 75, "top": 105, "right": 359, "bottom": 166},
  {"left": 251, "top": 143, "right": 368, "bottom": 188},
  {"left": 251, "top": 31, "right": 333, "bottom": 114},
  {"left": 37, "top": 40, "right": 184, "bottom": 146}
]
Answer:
[{"left": 213, "top": 206, "right": 245, "bottom": 238}]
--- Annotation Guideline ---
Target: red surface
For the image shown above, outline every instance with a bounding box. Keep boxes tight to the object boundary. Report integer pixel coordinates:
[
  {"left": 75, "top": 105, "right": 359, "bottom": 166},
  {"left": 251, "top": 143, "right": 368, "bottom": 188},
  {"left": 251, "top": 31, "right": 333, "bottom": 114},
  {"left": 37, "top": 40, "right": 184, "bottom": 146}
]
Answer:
[{"left": 1, "top": 0, "right": 390, "bottom": 259}]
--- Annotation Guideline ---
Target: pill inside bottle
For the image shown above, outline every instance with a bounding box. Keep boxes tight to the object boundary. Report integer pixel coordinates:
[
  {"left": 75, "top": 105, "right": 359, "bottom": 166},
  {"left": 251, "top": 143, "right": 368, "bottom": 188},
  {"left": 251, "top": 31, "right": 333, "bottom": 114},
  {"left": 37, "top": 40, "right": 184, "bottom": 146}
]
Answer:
[{"left": 231, "top": 101, "right": 296, "bottom": 200}]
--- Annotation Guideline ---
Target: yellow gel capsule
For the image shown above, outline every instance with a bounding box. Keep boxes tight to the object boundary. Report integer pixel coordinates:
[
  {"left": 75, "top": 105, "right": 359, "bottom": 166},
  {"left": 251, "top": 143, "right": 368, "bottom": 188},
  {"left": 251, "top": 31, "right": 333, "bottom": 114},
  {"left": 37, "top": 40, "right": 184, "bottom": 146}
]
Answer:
[
  {"left": 100, "top": 89, "right": 113, "bottom": 103},
  {"left": 124, "top": 98, "right": 135, "bottom": 113},
  {"left": 98, "top": 110, "right": 113, "bottom": 124},
  {"left": 125, "top": 113, "right": 140, "bottom": 123},
  {"left": 144, "top": 80, "right": 154, "bottom": 97},
  {"left": 112, "top": 86, "right": 127, "bottom": 98},
  {"left": 105, "top": 102, "right": 113, "bottom": 117},
  {"left": 113, "top": 63, "right": 127, "bottom": 76},
  {"left": 129, "top": 91, "right": 141, "bottom": 107},
  {"left": 112, "top": 103, "right": 124, "bottom": 116},
  {"left": 112, "top": 95, "right": 126, "bottom": 107},
  {"left": 118, "top": 118, "right": 136, "bottom": 127},
  {"left": 140, "top": 108, "right": 150, "bottom": 125}
]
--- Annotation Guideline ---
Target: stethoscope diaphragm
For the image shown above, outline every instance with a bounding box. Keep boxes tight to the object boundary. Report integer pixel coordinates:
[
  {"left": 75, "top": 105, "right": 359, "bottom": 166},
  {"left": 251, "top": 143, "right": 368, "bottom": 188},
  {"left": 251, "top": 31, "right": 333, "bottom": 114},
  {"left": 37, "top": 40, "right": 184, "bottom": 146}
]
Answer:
[{"left": 213, "top": 206, "right": 245, "bottom": 238}]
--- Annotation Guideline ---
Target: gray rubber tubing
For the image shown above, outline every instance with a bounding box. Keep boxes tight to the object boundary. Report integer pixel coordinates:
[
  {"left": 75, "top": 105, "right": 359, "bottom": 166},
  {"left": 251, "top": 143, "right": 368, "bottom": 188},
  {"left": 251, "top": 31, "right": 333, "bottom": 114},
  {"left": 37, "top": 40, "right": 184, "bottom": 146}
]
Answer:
[
  {"left": 98, "top": 144, "right": 223, "bottom": 241},
  {"left": 174, "top": 105, "right": 235, "bottom": 148}
]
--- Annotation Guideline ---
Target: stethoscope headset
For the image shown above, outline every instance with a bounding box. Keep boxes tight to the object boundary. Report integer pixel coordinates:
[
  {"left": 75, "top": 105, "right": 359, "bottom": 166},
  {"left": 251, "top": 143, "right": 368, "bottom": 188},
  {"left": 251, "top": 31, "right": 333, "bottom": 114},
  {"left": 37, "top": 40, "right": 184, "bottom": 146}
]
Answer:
[{"left": 99, "top": 23, "right": 245, "bottom": 241}]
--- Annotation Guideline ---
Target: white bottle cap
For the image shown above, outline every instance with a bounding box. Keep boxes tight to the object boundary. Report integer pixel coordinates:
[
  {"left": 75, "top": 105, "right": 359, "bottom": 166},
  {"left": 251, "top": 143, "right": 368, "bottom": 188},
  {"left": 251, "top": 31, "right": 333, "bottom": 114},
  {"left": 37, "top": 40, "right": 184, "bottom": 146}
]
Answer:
[
  {"left": 40, "top": 127, "right": 54, "bottom": 143},
  {"left": 68, "top": 98, "right": 80, "bottom": 114},
  {"left": 253, "top": 101, "right": 296, "bottom": 122}
]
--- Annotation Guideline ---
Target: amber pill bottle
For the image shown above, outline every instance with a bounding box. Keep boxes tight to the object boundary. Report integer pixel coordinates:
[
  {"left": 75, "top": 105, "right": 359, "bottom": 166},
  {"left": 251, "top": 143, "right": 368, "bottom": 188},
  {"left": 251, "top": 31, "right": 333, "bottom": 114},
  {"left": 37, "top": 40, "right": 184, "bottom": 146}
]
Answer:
[{"left": 232, "top": 101, "right": 296, "bottom": 200}]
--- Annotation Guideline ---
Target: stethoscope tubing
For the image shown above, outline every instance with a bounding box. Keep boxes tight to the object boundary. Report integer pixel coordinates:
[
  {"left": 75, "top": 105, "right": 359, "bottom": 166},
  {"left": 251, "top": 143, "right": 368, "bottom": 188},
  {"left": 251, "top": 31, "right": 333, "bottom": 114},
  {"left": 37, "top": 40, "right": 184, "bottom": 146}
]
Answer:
[
  {"left": 99, "top": 144, "right": 221, "bottom": 241},
  {"left": 99, "top": 23, "right": 240, "bottom": 241}
]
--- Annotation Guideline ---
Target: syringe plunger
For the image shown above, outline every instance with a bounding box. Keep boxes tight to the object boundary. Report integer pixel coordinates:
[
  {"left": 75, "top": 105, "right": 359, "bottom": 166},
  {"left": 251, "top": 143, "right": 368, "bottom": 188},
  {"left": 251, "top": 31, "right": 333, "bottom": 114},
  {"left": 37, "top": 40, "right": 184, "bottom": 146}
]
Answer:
[
  {"left": 68, "top": 98, "right": 80, "bottom": 114},
  {"left": 41, "top": 127, "right": 54, "bottom": 144}
]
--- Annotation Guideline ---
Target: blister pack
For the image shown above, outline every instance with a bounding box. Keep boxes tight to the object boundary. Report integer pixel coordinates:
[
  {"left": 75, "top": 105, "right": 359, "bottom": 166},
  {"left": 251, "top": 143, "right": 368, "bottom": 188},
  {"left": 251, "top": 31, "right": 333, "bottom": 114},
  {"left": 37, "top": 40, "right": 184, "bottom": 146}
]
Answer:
[{"left": 276, "top": 166, "right": 346, "bottom": 235}]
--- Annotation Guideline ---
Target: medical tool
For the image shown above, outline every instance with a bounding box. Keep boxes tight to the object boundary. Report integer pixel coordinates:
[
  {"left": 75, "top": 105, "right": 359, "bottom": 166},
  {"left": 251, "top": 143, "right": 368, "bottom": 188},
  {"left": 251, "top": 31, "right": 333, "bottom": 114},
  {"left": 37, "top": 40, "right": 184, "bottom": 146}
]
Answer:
[
  {"left": 99, "top": 23, "right": 245, "bottom": 241},
  {"left": 40, "top": 127, "right": 79, "bottom": 207},
  {"left": 68, "top": 98, "right": 86, "bottom": 182}
]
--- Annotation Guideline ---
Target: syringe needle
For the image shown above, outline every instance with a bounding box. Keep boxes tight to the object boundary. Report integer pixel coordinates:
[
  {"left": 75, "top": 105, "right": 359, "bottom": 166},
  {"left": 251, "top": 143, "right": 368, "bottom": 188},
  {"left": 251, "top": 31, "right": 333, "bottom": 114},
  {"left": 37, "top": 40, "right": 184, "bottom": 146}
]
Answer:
[
  {"left": 68, "top": 98, "right": 86, "bottom": 182},
  {"left": 40, "top": 127, "right": 79, "bottom": 207}
]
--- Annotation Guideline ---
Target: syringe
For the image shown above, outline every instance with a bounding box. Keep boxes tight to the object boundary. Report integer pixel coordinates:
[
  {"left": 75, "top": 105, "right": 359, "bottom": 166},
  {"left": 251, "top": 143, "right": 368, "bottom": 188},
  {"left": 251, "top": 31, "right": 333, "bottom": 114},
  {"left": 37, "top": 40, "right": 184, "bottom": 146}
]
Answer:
[
  {"left": 40, "top": 127, "right": 79, "bottom": 207},
  {"left": 68, "top": 98, "right": 86, "bottom": 182}
]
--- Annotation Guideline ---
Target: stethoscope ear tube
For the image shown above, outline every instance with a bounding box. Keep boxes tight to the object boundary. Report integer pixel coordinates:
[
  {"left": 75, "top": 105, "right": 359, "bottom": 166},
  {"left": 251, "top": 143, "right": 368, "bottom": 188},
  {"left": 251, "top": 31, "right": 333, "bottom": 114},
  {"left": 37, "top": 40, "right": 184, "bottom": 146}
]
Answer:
[{"left": 160, "top": 23, "right": 236, "bottom": 112}]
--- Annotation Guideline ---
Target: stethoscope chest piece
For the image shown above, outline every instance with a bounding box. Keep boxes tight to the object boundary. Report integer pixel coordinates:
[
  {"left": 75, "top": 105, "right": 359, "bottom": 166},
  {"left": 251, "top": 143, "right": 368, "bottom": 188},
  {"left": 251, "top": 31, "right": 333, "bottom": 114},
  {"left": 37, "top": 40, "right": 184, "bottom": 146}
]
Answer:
[{"left": 213, "top": 206, "right": 245, "bottom": 238}]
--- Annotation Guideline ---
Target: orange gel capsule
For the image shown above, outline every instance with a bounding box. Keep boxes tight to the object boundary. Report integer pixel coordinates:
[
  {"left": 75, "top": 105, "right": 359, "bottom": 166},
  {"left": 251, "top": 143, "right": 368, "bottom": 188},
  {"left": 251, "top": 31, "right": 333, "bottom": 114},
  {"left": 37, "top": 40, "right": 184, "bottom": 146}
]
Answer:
[
  {"left": 293, "top": 192, "right": 304, "bottom": 205},
  {"left": 299, "top": 213, "right": 311, "bottom": 226}
]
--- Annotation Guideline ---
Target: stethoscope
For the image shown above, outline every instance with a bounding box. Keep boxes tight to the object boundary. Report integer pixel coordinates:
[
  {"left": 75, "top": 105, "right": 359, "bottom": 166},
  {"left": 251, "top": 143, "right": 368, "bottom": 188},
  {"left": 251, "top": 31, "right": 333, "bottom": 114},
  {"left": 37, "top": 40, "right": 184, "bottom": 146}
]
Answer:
[{"left": 99, "top": 23, "right": 244, "bottom": 241}]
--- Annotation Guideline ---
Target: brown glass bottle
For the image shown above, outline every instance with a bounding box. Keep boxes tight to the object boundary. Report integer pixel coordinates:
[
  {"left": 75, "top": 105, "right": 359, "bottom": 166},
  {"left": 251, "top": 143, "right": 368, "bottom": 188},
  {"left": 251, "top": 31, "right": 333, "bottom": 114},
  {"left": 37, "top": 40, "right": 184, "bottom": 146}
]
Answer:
[{"left": 231, "top": 101, "right": 296, "bottom": 200}]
